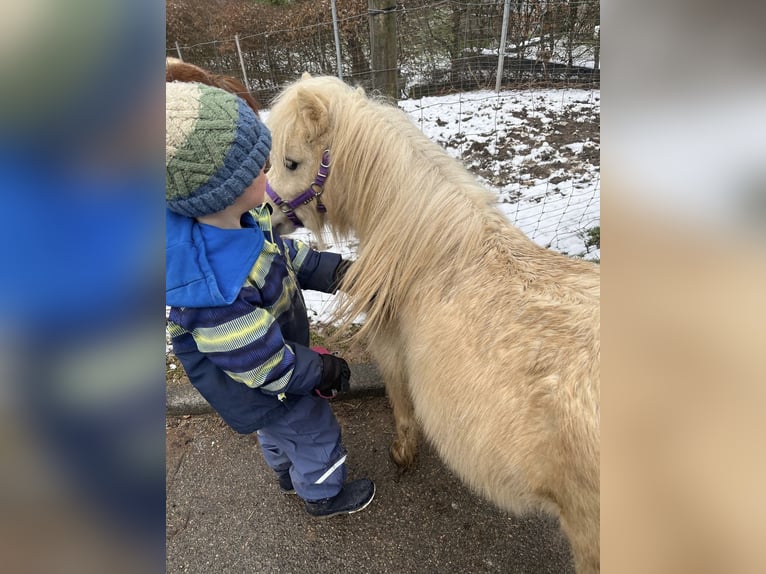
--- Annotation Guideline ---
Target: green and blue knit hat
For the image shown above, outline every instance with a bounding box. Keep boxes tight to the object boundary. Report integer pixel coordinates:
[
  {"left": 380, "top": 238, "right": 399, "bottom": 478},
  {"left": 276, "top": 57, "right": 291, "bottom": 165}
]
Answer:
[{"left": 166, "top": 81, "right": 271, "bottom": 217}]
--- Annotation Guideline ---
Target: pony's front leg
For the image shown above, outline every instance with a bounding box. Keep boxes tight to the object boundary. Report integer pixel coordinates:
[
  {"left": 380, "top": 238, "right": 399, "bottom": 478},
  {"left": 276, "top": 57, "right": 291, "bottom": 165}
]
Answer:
[
  {"left": 384, "top": 365, "right": 418, "bottom": 468},
  {"left": 370, "top": 333, "right": 418, "bottom": 467}
]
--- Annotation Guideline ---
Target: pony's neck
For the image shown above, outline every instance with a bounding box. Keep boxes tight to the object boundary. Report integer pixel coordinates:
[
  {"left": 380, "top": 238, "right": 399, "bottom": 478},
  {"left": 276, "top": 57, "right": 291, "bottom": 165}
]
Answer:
[
  {"left": 328, "top": 94, "right": 518, "bottom": 308},
  {"left": 331, "top": 95, "right": 500, "bottom": 250},
  {"left": 325, "top": 91, "right": 549, "bottom": 340}
]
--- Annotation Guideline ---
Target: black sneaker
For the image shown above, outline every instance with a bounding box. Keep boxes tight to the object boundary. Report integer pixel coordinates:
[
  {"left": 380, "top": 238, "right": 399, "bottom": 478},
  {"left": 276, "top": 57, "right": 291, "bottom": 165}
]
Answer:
[
  {"left": 304, "top": 478, "right": 375, "bottom": 518},
  {"left": 277, "top": 471, "right": 295, "bottom": 494}
]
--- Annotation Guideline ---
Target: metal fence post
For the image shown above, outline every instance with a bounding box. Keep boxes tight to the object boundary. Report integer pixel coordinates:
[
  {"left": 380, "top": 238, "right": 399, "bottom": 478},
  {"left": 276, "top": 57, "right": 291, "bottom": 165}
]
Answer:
[
  {"left": 495, "top": 0, "right": 511, "bottom": 92},
  {"left": 593, "top": 25, "right": 600, "bottom": 71},
  {"left": 331, "top": 0, "right": 343, "bottom": 80},
  {"left": 234, "top": 34, "right": 250, "bottom": 90},
  {"left": 175, "top": 41, "right": 183, "bottom": 61}
]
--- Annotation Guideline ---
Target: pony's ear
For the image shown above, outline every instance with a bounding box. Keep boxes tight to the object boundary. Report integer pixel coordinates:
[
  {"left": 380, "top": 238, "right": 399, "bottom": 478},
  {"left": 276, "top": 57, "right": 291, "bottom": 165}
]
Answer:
[
  {"left": 301, "top": 71, "right": 312, "bottom": 80},
  {"left": 355, "top": 86, "right": 365, "bottom": 97},
  {"left": 296, "top": 87, "right": 330, "bottom": 143}
]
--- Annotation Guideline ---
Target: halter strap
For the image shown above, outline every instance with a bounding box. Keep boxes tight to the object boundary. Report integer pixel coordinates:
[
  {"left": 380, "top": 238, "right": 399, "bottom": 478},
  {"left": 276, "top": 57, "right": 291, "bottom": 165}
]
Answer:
[{"left": 266, "top": 150, "right": 330, "bottom": 228}]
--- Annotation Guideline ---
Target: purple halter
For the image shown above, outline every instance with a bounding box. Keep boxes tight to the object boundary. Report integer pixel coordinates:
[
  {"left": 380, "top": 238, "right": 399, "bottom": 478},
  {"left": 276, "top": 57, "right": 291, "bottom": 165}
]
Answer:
[{"left": 266, "top": 150, "right": 330, "bottom": 228}]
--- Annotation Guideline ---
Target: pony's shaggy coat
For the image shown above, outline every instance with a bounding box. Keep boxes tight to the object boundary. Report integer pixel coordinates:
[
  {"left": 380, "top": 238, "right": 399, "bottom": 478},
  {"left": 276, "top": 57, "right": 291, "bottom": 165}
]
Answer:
[{"left": 265, "top": 74, "right": 600, "bottom": 574}]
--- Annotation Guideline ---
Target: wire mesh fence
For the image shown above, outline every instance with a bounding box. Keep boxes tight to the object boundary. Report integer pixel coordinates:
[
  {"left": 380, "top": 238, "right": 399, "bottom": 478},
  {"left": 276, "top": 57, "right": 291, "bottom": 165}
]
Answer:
[{"left": 166, "top": 0, "right": 600, "bottom": 322}]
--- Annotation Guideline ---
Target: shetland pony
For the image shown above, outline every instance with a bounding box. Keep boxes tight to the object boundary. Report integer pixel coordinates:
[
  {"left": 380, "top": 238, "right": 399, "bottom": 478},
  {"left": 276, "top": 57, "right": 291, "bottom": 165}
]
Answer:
[{"left": 265, "top": 74, "right": 600, "bottom": 574}]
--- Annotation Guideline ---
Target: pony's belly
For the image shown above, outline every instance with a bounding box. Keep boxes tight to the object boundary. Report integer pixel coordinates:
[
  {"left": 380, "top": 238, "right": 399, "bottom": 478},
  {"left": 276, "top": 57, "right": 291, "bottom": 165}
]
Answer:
[{"left": 405, "top": 360, "right": 555, "bottom": 512}]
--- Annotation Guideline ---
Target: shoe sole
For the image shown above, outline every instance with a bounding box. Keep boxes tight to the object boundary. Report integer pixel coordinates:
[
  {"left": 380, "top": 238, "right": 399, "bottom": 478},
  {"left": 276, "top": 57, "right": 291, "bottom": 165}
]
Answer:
[{"left": 307, "top": 484, "right": 376, "bottom": 519}]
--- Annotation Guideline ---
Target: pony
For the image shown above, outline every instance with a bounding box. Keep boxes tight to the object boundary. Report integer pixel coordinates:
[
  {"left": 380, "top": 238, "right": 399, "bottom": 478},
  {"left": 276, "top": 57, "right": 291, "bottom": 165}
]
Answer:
[{"left": 264, "top": 74, "right": 600, "bottom": 574}]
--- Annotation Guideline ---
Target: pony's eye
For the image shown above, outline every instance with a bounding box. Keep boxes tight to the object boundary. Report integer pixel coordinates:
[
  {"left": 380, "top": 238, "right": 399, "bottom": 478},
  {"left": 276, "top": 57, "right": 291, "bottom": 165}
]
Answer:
[{"left": 284, "top": 159, "right": 299, "bottom": 171}]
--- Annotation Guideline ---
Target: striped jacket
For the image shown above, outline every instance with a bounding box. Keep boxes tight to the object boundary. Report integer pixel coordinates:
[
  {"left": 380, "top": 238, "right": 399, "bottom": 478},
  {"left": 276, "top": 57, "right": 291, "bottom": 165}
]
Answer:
[{"left": 166, "top": 205, "right": 343, "bottom": 432}]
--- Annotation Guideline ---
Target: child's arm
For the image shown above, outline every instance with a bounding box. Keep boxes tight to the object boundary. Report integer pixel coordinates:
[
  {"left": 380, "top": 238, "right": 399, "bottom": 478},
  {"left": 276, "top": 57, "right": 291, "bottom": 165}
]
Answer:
[
  {"left": 282, "top": 237, "right": 349, "bottom": 293},
  {"left": 170, "top": 305, "right": 323, "bottom": 397}
]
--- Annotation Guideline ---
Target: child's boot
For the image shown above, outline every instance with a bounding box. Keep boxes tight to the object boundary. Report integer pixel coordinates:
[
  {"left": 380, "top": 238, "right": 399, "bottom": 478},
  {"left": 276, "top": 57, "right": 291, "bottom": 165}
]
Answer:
[
  {"left": 304, "top": 478, "right": 375, "bottom": 518},
  {"left": 276, "top": 470, "right": 295, "bottom": 494}
]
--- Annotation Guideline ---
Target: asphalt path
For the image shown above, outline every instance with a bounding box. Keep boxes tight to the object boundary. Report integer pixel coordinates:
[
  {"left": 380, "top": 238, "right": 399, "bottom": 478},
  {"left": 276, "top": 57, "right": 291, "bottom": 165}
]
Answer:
[{"left": 166, "top": 395, "right": 574, "bottom": 573}]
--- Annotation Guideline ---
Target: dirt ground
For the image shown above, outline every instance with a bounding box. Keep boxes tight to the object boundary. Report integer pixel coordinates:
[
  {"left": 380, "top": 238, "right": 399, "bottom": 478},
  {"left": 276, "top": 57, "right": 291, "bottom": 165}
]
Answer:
[
  {"left": 166, "top": 398, "right": 575, "bottom": 574},
  {"left": 460, "top": 103, "right": 600, "bottom": 191}
]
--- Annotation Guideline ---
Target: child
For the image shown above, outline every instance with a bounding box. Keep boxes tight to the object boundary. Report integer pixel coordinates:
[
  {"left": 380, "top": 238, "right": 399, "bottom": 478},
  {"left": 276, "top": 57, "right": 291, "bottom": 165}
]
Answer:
[{"left": 165, "top": 81, "right": 374, "bottom": 517}]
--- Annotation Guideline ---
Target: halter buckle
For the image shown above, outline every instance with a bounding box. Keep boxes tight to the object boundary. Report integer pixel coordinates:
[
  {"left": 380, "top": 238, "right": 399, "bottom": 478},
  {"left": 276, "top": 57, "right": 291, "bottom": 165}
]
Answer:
[{"left": 268, "top": 150, "right": 331, "bottom": 228}]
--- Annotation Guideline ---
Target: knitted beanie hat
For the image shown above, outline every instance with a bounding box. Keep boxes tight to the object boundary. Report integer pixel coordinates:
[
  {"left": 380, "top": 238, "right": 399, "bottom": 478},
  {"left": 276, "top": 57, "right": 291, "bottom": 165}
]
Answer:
[{"left": 166, "top": 81, "right": 271, "bottom": 217}]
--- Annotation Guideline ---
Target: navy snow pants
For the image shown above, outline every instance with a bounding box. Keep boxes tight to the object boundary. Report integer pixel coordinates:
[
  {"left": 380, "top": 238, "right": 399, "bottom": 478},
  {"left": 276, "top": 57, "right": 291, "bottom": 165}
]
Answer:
[{"left": 256, "top": 393, "right": 347, "bottom": 501}]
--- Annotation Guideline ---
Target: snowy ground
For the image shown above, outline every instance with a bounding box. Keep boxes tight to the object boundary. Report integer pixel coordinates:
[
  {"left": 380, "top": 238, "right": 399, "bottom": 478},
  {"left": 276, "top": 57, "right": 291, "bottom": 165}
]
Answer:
[{"left": 292, "top": 87, "right": 601, "bottom": 323}]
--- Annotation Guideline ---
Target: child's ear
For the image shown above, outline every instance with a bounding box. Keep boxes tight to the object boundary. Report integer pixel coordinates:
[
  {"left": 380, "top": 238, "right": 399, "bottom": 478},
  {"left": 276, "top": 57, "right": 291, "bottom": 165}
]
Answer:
[{"left": 296, "top": 88, "right": 330, "bottom": 144}]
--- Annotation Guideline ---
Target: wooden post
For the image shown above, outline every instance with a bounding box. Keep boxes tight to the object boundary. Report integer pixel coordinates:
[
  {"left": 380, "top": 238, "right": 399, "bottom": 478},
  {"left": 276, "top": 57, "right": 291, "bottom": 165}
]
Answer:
[{"left": 368, "top": 0, "right": 398, "bottom": 102}]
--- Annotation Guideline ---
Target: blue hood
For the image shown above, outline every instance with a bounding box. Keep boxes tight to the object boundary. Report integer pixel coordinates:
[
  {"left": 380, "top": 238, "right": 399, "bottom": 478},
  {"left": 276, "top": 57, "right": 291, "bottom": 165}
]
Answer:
[{"left": 166, "top": 210, "right": 264, "bottom": 307}]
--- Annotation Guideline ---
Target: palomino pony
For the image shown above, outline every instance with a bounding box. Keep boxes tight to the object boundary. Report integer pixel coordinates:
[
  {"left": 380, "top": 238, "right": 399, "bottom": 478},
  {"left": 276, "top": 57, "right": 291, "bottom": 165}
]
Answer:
[{"left": 265, "top": 74, "right": 600, "bottom": 574}]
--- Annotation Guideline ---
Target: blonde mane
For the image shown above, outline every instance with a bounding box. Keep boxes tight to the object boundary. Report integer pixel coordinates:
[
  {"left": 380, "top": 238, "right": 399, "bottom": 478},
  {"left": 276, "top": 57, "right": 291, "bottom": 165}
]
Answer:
[{"left": 268, "top": 76, "right": 588, "bottom": 343}]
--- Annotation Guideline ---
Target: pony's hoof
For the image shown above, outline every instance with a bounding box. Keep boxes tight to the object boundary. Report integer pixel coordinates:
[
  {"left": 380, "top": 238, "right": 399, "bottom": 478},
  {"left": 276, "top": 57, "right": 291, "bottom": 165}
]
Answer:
[{"left": 389, "top": 440, "right": 416, "bottom": 468}]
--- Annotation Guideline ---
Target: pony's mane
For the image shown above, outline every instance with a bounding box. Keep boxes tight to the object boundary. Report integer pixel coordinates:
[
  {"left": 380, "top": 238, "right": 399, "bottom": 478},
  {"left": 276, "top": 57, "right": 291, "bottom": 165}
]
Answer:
[
  {"left": 270, "top": 76, "right": 562, "bottom": 343},
  {"left": 331, "top": 94, "right": 521, "bottom": 341}
]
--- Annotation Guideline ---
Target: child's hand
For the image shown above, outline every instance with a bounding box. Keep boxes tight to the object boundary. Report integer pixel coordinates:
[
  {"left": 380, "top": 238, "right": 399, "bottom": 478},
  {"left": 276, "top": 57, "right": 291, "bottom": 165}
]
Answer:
[
  {"left": 313, "top": 352, "right": 351, "bottom": 399},
  {"left": 330, "top": 259, "right": 353, "bottom": 293}
]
